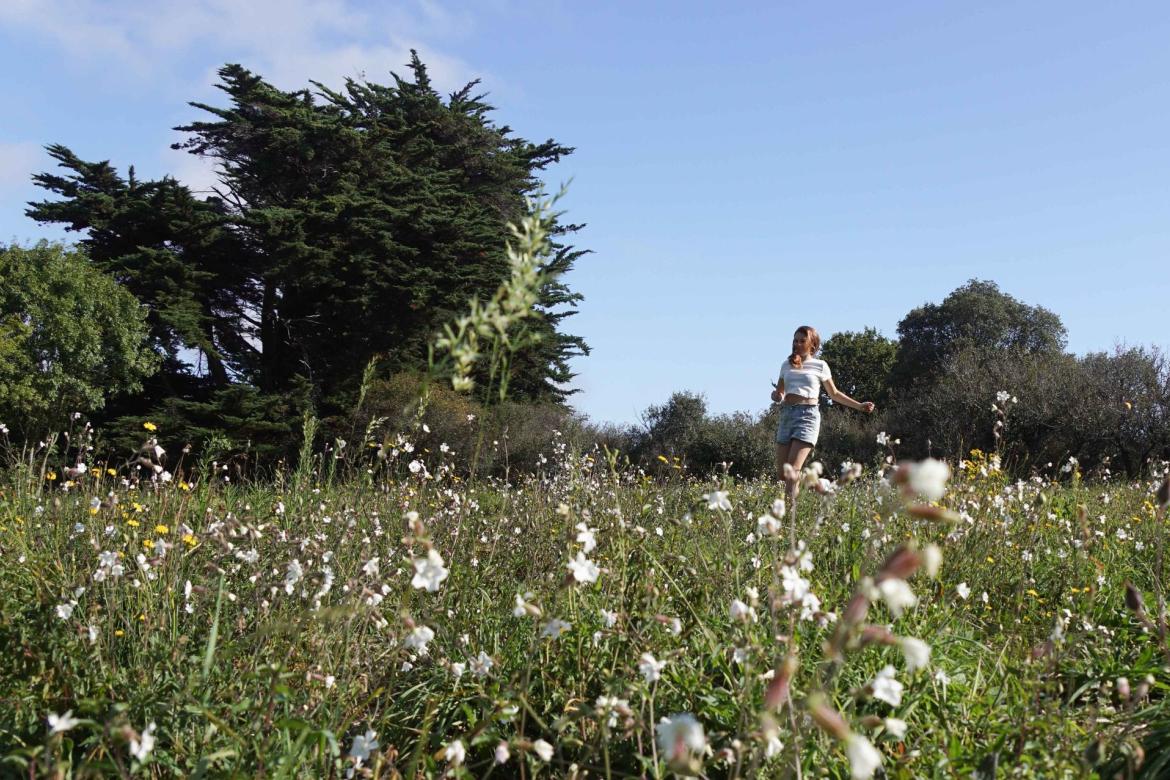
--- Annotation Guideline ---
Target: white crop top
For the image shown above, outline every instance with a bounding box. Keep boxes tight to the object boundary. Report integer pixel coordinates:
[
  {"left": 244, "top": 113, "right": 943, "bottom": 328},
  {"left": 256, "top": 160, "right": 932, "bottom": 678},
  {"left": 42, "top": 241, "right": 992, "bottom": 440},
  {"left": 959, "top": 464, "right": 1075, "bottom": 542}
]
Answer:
[{"left": 778, "top": 357, "right": 832, "bottom": 400}]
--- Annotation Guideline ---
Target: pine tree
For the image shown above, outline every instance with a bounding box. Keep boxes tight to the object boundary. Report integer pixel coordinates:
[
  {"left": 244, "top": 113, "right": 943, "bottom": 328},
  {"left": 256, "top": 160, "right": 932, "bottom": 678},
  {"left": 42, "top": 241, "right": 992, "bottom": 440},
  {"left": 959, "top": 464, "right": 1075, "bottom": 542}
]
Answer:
[{"left": 26, "top": 53, "right": 588, "bottom": 450}]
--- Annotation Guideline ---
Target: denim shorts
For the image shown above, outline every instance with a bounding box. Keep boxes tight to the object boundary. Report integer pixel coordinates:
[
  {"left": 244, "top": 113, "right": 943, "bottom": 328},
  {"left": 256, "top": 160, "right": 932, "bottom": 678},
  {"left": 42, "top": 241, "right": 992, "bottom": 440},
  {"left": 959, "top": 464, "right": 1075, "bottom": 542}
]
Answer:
[{"left": 775, "top": 404, "right": 821, "bottom": 445}]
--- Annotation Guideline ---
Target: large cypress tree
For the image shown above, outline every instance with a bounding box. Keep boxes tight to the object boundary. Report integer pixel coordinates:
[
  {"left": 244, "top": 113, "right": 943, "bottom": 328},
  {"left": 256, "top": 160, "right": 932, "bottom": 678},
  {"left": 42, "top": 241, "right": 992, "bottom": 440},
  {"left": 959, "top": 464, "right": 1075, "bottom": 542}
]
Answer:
[{"left": 27, "top": 54, "right": 588, "bottom": 447}]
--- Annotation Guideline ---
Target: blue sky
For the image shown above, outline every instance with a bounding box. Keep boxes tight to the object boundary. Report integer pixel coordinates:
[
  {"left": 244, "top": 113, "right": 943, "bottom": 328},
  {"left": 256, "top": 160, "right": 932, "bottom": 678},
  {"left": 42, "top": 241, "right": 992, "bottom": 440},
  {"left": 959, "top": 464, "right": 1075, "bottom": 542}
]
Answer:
[{"left": 3, "top": 1, "right": 1168, "bottom": 425}]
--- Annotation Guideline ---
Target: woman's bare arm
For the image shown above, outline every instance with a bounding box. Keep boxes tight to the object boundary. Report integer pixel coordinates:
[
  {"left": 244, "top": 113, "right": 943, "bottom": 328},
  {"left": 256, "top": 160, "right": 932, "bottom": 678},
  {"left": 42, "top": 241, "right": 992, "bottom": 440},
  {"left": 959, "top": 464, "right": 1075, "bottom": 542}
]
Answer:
[
  {"left": 823, "top": 378, "right": 875, "bottom": 413},
  {"left": 770, "top": 378, "right": 785, "bottom": 403}
]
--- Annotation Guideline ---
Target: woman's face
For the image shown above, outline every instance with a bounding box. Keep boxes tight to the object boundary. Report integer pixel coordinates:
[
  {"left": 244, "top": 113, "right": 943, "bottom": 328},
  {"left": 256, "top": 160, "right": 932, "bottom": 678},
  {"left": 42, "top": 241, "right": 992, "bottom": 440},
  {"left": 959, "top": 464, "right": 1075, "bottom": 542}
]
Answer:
[{"left": 792, "top": 331, "right": 810, "bottom": 356}]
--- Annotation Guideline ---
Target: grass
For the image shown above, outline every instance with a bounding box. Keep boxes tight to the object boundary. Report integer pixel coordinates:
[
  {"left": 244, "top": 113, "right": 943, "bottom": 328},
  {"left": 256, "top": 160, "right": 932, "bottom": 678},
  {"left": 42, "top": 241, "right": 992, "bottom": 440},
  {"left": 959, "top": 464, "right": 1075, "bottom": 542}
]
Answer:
[{"left": 1, "top": 437, "right": 1167, "bottom": 779}]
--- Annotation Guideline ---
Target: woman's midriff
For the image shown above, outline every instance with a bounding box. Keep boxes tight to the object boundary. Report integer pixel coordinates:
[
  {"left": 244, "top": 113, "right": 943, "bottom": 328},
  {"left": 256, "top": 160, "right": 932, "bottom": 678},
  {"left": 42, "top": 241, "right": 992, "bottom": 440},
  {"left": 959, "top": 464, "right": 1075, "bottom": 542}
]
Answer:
[{"left": 781, "top": 394, "right": 818, "bottom": 406}]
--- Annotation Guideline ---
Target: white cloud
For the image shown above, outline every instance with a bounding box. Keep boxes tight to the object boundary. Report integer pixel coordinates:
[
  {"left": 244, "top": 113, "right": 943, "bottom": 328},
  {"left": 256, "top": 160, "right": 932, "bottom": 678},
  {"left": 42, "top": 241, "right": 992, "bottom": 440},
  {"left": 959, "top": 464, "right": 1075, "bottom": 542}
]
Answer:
[
  {"left": 0, "top": 0, "right": 486, "bottom": 94},
  {"left": 0, "top": 141, "right": 42, "bottom": 189}
]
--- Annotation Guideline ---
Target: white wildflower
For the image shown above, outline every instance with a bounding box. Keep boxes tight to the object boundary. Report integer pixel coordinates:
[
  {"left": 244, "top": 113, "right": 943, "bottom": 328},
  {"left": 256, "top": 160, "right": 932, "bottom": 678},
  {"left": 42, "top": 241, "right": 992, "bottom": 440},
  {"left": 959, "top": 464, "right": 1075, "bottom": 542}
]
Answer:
[
  {"left": 129, "top": 722, "right": 156, "bottom": 762},
  {"left": 869, "top": 665, "right": 904, "bottom": 706},
  {"left": 730, "top": 598, "right": 756, "bottom": 623},
  {"left": 575, "top": 522, "right": 597, "bottom": 553},
  {"left": 349, "top": 728, "right": 378, "bottom": 765},
  {"left": 846, "top": 733, "right": 882, "bottom": 779},
  {"left": 469, "top": 651, "right": 493, "bottom": 677},
  {"left": 907, "top": 459, "right": 951, "bottom": 501},
  {"left": 656, "top": 713, "right": 707, "bottom": 768},
  {"left": 639, "top": 652, "right": 666, "bottom": 683},
  {"left": 445, "top": 738, "right": 466, "bottom": 766},
  {"left": 404, "top": 625, "right": 435, "bottom": 654},
  {"left": 284, "top": 559, "right": 304, "bottom": 595},
  {"left": 567, "top": 552, "right": 601, "bottom": 584},
  {"left": 898, "top": 636, "right": 931, "bottom": 671},
  {"left": 48, "top": 710, "right": 82, "bottom": 734},
  {"left": 541, "top": 618, "right": 572, "bottom": 639},
  {"left": 876, "top": 578, "right": 918, "bottom": 617},
  {"left": 703, "top": 490, "right": 731, "bottom": 511},
  {"left": 884, "top": 717, "right": 908, "bottom": 738},
  {"left": 757, "top": 513, "right": 781, "bottom": 536},
  {"left": 411, "top": 549, "right": 449, "bottom": 592}
]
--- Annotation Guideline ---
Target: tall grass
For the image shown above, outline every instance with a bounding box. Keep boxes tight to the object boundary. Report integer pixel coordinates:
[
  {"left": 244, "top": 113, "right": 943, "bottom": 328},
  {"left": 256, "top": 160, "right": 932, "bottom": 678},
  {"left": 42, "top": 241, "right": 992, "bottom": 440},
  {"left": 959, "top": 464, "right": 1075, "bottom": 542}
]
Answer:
[{"left": 1, "top": 437, "right": 1168, "bottom": 777}]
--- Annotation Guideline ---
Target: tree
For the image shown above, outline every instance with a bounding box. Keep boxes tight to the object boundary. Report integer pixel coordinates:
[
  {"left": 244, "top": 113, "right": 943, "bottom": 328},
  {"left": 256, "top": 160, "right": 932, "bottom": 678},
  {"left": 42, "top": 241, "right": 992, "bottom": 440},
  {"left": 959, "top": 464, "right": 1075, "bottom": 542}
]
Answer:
[
  {"left": 635, "top": 392, "right": 708, "bottom": 468},
  {"left": 887, "top": 343, "right": 1170, "bottom": 475},
  {"left": 820, "top": 327, "right": 897, "bottom": 406},
  {"left": 889, "top": 280, "right": 1066, "bottom": 393},
  {"left": 0, "top": 243, "right": 158, "bottom": 435},
  {"left": 26, "top": 55, "right": 588, "bottom": 447}
]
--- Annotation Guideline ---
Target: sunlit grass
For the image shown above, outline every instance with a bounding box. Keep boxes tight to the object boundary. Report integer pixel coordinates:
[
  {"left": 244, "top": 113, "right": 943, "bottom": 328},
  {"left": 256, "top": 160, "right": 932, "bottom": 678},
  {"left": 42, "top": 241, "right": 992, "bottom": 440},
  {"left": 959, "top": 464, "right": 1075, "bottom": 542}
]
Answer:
[{"left": 1, "top": 439, "right": 1167, "bottom": 778}]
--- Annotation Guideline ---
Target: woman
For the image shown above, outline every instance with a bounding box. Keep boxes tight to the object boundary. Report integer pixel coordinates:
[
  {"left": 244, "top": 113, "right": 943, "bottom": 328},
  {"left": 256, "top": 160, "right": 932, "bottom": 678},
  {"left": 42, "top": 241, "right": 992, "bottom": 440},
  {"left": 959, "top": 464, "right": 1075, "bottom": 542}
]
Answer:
[{"left": 771, "top": 326, "right": 875, "bottom": 500}]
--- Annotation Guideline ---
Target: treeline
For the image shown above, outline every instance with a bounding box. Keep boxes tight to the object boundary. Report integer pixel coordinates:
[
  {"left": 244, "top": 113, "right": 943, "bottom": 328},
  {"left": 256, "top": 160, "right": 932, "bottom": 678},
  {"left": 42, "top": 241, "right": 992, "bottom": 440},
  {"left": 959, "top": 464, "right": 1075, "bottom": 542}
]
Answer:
[
  {"left": 2, "top": 55, "right": 589, "bottom": 467},
  {"left": 610, "top": 280, "right": 1170, "bottom": 479},
  {"left": 339, "top": 278, "right": 1169, "bottom": 482},
  {"left": 4, "top": 58, "right": 1167, "bottom": 480}
]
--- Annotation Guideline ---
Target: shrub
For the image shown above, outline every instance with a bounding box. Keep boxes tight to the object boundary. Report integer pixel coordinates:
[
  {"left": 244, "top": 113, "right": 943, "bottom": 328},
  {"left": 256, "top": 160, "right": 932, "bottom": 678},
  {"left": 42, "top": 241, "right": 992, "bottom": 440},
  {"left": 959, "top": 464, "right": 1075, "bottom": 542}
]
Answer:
[{"left": 0, "top": 242, "right": 158, "bottom": 437}]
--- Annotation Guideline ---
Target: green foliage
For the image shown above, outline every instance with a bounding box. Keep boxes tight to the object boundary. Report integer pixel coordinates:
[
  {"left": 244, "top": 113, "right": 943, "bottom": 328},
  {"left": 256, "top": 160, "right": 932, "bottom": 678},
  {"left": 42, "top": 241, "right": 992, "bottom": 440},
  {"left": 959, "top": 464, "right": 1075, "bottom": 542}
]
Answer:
[
  {"left": 26, "top": 54, "right": 588, "bottom": 452},
  {"left": 629, "top": 392, "right": 775, "bottom": 478},
  {"left": 891, "top": 343, "right": 1170, "bottom": 473},
  {"left": 889, "top": 279, "right": 1067, "bottom": 393},
  {"left": 0, "top": 242, "right": 158, "bottom": 435},
  {"left": 820, "top": 327, "right": 897, "bottom": 407},
  {"left": 636, "top": 391, "right": 709, "bottom": 465}
]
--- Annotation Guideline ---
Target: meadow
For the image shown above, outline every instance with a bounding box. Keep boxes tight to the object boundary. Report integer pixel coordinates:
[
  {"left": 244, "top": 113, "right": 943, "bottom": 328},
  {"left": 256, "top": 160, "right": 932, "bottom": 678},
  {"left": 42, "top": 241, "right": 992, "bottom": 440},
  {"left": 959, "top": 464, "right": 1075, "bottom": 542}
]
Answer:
[
  {"left": 2, "top": 424, "right": 1168, "bottom": 779},
  {"left": 3, "top": 195, "right": 1169, "bottom": 779}
]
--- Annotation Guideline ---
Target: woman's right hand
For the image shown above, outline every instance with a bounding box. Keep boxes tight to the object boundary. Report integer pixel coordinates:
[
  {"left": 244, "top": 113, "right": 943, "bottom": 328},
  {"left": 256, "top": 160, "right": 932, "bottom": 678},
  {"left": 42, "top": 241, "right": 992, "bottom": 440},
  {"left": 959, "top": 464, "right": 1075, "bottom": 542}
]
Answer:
[{"left": 770, "top": 387, "right": 782, "bottom": 403}]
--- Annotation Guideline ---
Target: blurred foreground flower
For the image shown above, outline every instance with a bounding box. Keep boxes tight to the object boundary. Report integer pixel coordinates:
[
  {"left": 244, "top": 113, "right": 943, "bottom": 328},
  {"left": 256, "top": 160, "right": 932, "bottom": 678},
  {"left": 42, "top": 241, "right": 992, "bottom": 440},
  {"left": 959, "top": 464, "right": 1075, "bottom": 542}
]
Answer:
[
  {"left": 411, "top": 549, "right": 449, "bottom": 592},
  {"left": 48, "top": 711, "right": 81, "bottom": 735},
  {"left": 129, "top": 722, "right": 156, "bottom": 762},
  {"left": 656, "top": 713, "right": 707, "bottom": 776},
  {"left": 703, "top": 490, "right": 731, "bottom": 511}
]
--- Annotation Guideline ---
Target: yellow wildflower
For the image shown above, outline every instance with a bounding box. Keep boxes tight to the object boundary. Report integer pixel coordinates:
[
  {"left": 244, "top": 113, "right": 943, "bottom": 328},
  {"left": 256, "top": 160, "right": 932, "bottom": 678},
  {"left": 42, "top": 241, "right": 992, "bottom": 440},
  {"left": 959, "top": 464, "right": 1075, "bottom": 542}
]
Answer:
[
  {"left": 154, "top": 524, "right": 169, "bottom": 534},
  {"left": 182, "top": 534, "right": 197, "bottom": 546},
  {"left": 143, "top": 421, "right": 157, "bottom": 431}
]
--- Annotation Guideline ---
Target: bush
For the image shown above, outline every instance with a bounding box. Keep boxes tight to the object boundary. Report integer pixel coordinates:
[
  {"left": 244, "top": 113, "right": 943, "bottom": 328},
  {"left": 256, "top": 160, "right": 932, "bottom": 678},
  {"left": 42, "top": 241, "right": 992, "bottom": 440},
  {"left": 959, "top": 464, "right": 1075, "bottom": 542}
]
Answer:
[
  {"left": 345, "top": 371, "right": 587, "bottom": 479},
  {"left": 0, "top": 242, "right": 158, "bottom": 436},
  {"left": 887, "top": 346, "right": 1170, "bottom": 476}
]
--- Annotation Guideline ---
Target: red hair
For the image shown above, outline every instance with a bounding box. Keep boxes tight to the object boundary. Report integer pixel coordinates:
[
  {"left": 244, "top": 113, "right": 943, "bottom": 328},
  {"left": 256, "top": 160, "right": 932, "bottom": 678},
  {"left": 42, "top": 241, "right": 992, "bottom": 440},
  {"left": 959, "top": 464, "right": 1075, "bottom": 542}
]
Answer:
[{"left": 788, "top": 325, "right": 821, "bottom": 369}]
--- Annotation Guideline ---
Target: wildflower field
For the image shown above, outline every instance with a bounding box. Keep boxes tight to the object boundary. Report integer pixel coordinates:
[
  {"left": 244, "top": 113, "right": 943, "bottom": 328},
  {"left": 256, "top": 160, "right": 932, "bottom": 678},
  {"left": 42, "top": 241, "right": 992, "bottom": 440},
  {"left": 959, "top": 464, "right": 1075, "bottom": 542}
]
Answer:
[{"left": 2, "top": 427, "right": 1169, "bottom": 779}]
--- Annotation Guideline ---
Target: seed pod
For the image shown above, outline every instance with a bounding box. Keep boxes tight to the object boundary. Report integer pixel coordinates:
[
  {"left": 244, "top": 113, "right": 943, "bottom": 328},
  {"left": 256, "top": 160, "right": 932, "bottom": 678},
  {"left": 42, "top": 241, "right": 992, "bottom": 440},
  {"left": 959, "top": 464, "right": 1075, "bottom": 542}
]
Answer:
[
  {"left": 841, "top": 592, "right": 870, "bottom": 626},
  {"left": 906, "top": 504, "right": 960, "bottom": 523},
  {"left": 807, "top": 695, "right": 851, "bottom": 741},
  {"left": 763, "top": 654, "right": 798, "bottom": 710},
  {"left": 876, "top": 545, "right": 921, "bottom": 582},
  {"left": 1116, "top": 676, "right": 1131, "bottom": 703},
  {"left": 1124, "top": 582, "right": 1146, "bottom": 617},
  {"left": 858, "top": 625, "right": 897, "bottom": 647}
]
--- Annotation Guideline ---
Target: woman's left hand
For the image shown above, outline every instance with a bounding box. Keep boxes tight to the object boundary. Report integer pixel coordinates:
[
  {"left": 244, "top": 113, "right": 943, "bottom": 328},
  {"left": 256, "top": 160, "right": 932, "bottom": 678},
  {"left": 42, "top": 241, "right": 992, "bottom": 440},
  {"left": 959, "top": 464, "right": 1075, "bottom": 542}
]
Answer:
[{"left": 861, "top": 401, "right": 876, "bottom": 413}]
